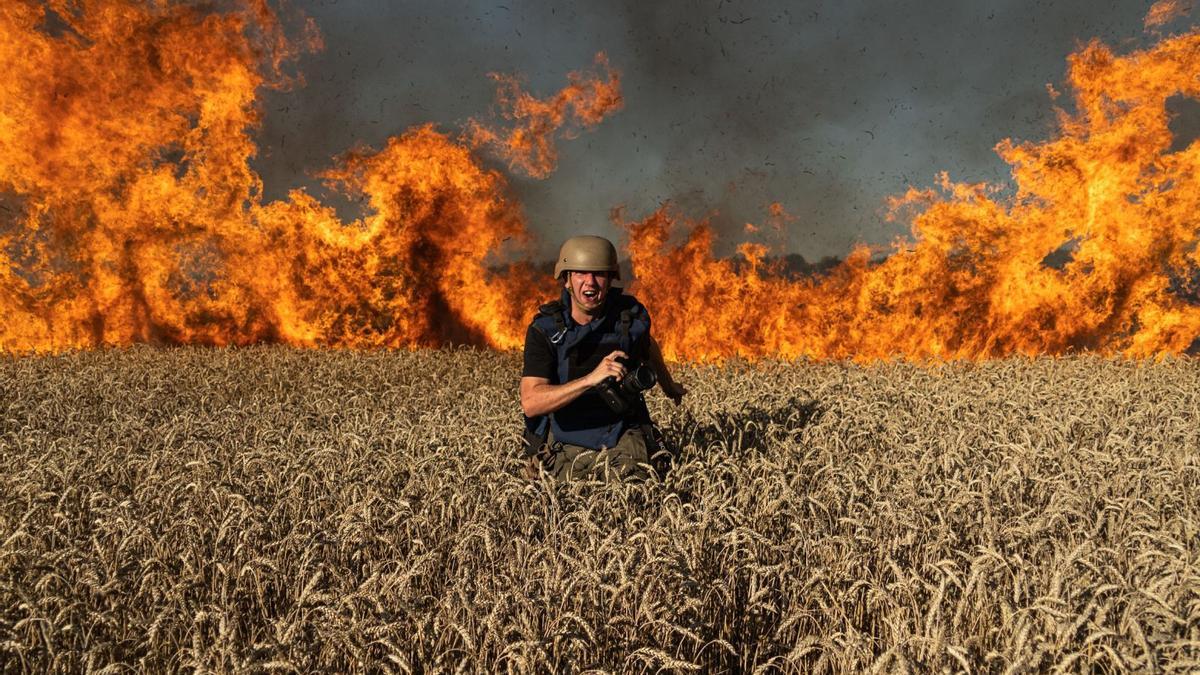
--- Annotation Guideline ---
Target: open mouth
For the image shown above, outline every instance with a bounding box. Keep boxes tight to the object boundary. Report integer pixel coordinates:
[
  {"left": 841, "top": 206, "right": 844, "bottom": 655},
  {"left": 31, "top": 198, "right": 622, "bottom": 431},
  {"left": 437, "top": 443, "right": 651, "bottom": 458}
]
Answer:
[{"left": 581, "top": 289, "right": 600, "bottom": 301}]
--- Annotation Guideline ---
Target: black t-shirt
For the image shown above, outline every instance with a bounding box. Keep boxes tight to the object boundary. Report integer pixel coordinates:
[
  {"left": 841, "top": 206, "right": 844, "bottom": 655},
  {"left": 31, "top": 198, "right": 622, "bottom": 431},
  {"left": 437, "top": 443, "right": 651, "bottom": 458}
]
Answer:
[
  {"left": 522, "top": 323, "right": 625, "bottom": 381},
  {"left": 522, "top": 324, "right": 558, "bottom": 380}
]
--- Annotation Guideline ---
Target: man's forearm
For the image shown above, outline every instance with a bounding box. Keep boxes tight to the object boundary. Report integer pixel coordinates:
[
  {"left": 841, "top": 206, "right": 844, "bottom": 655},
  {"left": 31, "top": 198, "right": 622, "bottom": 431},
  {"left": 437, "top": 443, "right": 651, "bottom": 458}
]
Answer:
[
  {"left": 521, "top": 350, "right": 629, "bottom": 417},
  {"left": 520, "top": 377, "right": 595, "bottom": 418}
]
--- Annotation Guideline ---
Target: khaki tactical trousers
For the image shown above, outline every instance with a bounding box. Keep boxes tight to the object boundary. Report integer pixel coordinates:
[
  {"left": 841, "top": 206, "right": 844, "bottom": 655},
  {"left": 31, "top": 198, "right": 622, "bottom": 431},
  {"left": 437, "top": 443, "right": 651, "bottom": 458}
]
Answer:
[{"left": 532, "top": 426, "right": 652, "bottom": 481}]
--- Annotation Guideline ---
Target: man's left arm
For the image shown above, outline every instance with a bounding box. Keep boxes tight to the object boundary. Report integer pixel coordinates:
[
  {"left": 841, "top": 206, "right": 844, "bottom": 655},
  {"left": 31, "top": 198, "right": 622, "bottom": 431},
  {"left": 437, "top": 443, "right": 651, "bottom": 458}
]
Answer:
[{"left": 647, "top": 336, "right": 687, "bottom": 405}]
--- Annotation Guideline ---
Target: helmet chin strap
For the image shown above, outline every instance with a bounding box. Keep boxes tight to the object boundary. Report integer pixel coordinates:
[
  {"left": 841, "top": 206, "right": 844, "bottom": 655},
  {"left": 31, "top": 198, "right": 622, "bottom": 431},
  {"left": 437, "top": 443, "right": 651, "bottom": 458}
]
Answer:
[{"left": 566, "top": 285, "right": 611, "bottom": 324}]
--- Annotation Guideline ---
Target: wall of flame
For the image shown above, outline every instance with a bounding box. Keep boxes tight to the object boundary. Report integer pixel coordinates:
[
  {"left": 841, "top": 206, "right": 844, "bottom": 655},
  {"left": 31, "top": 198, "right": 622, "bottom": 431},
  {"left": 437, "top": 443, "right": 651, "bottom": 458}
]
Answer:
[{"left": 1, "top": 0, "right": 1198, "bottom": 360}]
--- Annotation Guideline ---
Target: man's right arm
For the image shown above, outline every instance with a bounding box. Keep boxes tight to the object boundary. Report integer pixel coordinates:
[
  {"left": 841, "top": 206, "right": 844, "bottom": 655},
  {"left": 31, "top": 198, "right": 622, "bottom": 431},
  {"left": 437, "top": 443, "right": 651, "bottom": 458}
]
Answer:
[{"left": 520, "top": 351, "right": 628, "bottom": 418}]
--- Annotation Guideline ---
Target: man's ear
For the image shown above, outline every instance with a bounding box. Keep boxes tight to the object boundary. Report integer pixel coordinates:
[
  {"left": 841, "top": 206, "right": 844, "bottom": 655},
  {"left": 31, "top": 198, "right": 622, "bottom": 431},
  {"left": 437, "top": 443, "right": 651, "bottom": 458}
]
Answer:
[{"left": 562, "top": 273, "right": 570, "bottom": 289}]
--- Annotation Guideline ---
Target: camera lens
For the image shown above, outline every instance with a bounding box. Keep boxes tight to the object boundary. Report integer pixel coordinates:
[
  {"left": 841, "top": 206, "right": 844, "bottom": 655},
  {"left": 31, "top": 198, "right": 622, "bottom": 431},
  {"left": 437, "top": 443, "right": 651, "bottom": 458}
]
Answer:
[{"left": 625, "top": 363, "right": 657, "bottom": 393}]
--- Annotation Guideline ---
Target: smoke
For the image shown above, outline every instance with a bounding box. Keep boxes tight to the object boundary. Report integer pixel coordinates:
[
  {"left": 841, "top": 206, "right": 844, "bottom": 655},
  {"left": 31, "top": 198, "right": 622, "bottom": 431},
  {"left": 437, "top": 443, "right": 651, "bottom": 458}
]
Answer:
[{"left": 253, "top": 0, "right": 1154, "bottom": 261}]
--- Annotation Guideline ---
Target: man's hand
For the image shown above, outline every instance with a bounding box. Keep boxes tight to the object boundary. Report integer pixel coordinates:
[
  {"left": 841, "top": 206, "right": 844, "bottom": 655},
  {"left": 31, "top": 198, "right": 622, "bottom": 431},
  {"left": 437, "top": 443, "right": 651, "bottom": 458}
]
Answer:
[
  {"left": 587, "top": 350, "right": 628, "bottom": 386},
  {"left": 660, "top": 380, "right": 687, "bottom": 406},
  {"left": 521, "top": 350, "right": 630, "bottom": 418}
]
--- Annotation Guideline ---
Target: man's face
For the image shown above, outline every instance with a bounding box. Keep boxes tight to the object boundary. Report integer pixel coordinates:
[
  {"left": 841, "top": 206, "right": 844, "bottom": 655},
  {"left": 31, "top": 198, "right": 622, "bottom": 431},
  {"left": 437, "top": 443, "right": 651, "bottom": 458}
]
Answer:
[{"left": 564, "top": 270, "right": 613, "bottom": 314}]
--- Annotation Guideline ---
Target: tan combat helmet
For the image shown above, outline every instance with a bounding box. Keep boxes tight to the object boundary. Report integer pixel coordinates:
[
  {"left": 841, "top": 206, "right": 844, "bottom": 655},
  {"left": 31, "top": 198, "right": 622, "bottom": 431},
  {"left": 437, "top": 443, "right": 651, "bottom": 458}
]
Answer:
[{"left": 553, "top": 235, "right": 620, "bottom": 279}]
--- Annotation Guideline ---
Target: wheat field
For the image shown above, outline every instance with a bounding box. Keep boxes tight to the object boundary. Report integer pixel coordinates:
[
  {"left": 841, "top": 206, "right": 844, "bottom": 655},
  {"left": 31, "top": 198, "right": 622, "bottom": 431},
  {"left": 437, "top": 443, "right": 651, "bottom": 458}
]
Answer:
[{"left": 1, "top": 347, "right": 1198, "bottom": 672}]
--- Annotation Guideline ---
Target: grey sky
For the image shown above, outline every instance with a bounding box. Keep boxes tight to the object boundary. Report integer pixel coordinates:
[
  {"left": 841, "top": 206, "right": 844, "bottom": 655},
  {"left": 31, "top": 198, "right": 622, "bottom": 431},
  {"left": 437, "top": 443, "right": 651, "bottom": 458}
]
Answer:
[{"left": 253, "top": 0, "right": 1162, "bottom": 261}]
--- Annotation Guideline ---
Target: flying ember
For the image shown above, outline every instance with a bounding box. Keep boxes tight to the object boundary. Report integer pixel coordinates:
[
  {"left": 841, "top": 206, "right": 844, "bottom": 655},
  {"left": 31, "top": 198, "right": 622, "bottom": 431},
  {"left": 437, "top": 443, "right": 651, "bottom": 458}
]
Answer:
[{"left": 1, "top": 0, "right": 1198, "bottom": 360}]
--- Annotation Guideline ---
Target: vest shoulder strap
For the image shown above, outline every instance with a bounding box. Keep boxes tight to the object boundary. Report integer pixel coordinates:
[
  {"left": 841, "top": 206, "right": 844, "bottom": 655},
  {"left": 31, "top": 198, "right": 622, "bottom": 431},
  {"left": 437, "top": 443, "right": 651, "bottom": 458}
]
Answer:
[{"left": 531, "top": 300, "right": 567, "bottom": 343}]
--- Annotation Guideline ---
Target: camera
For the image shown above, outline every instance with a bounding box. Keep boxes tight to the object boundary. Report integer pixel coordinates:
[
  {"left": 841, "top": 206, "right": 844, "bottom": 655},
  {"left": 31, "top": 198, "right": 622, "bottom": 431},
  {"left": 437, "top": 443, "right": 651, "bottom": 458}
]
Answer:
[{"left": 595, "top": 357, "right": 657, "bottom": 415}]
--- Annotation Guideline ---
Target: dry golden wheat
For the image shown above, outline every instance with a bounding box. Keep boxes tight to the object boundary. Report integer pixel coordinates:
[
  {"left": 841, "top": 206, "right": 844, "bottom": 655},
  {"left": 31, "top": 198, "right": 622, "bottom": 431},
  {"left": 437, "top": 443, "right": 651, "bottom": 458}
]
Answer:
[{"left": 0, "top": 347, "right": 1198, "bottom": 672}]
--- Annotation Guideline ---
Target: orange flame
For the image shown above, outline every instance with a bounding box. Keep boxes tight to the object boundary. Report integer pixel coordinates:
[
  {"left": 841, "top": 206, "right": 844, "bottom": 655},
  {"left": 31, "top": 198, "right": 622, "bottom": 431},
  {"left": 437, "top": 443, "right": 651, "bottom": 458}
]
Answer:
[
  {"left": 1145, "top": 0, "right": 1192, "bottom": 30},
  {"left": 624, "top": 31, "right": 1200, "bottom": 361},
  {"left": 466, "top": 53, "right": 623, "bottom": 178},
  {"left": 2, "top": 0, "right": 1199, "bottom": 361},
  {"left": 0, "top": 0, "right": 554, "bottom": 352}
]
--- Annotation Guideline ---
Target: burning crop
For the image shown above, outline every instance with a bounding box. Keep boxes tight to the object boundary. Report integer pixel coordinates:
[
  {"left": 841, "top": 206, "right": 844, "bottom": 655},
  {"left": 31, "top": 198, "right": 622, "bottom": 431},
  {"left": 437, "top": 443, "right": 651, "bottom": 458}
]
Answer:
[
  {"left": 1, "top": 0, "right": 1199, "bottom": 360},
  {"left": 0, "top": 0, "right": 617, "bottom": 352},
  {"left": 629, "top": 29, "right": 1200, "bottom": 360}
]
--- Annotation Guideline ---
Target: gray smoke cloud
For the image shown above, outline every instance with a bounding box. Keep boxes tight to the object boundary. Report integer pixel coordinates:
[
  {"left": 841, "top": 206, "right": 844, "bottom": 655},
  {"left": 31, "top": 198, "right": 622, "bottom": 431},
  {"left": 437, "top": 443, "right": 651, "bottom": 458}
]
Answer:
[{"left": 253, "top": 0, "right": 1159, "bottom": 261}]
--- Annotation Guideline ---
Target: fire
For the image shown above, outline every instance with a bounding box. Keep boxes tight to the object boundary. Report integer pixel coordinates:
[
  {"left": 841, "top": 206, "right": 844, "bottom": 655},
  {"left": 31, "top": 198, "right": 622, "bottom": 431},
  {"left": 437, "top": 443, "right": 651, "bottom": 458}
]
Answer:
[
  {"left": 1146, "top": 0, "right": 1192, "bottom": 29},
  {"left": 626, "top": 28, "right": 1200, "bottom": 360},
  {"left": 1, "top": 0, "right": 1198, "bottom": 361},
  {"left": 467, "top": 53, "right": 622, "bottom": 179},
  {"left": 0, "top": 0, "right": 563, "bottom": 352}
]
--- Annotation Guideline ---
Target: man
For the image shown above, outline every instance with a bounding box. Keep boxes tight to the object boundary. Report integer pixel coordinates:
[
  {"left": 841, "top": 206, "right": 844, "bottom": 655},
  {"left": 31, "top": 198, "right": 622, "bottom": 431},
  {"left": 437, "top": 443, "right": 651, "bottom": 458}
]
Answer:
[{"left": 520, "top": 235, "right": 687, "bottom": 480}]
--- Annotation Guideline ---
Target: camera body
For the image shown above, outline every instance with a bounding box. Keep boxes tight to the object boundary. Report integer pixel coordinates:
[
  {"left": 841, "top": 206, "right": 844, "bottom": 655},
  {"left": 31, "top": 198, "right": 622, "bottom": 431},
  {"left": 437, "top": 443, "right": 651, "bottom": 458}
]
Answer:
[{"left": 595, "top": 357, "right": 657, "bottom": 415}]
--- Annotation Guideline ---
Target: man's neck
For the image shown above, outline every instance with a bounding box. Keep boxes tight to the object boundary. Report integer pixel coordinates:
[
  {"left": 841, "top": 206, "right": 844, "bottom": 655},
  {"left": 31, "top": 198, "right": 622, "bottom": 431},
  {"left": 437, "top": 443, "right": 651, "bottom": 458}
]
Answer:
[{"left": 570, "top": 302, "right": 599, "bottom": 326}]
